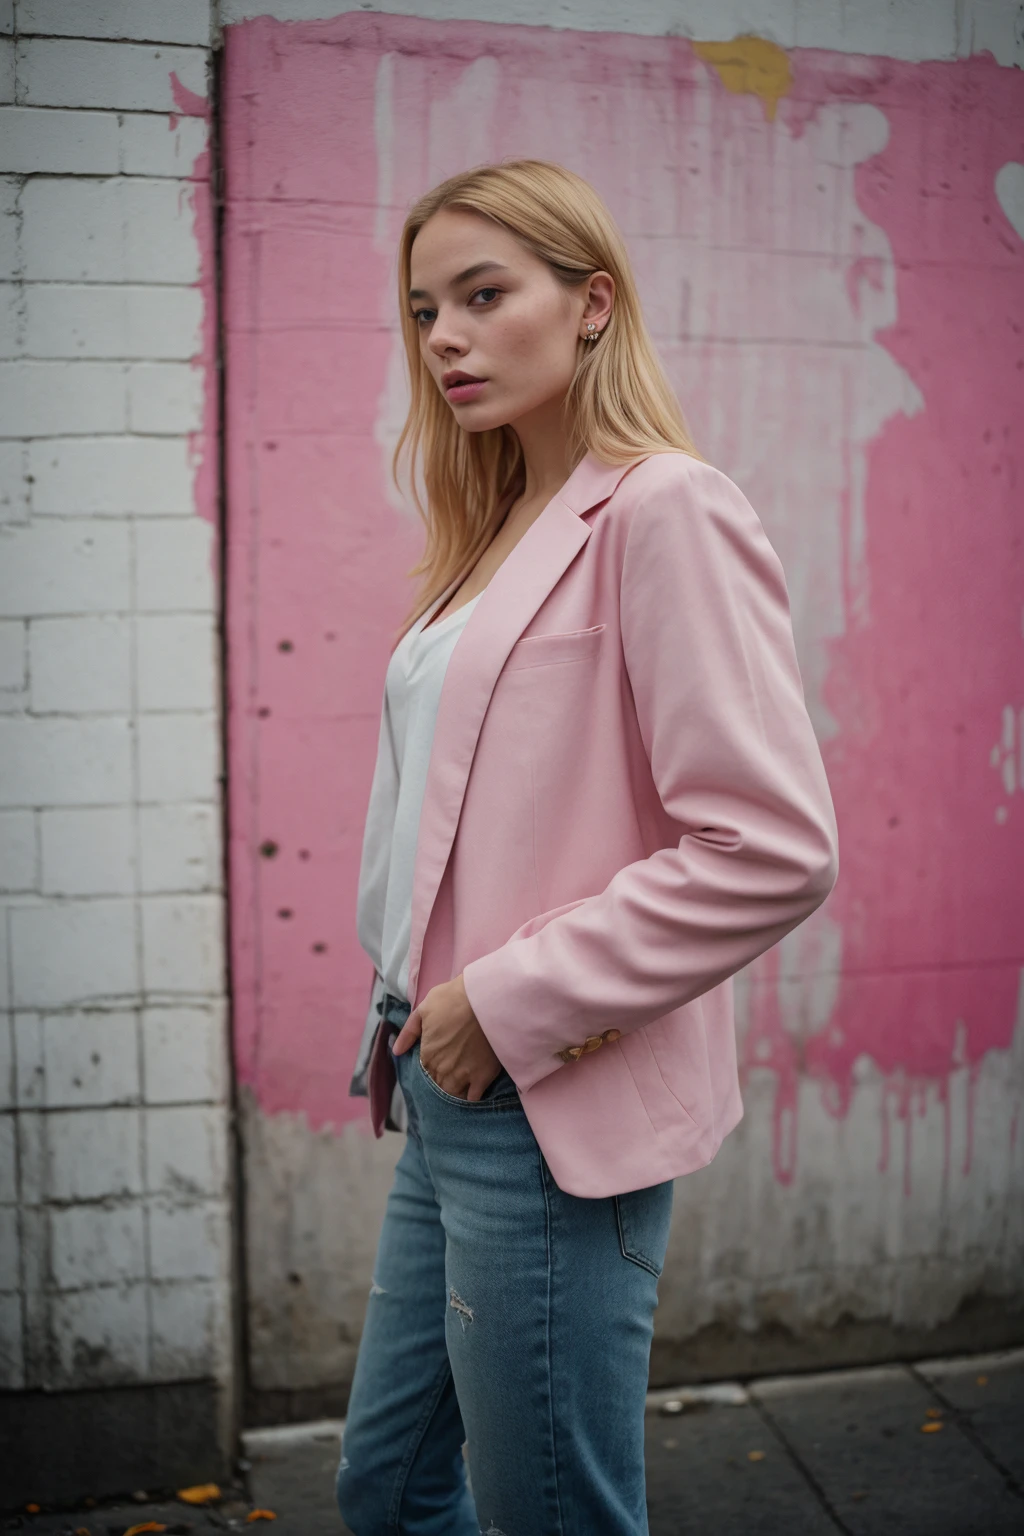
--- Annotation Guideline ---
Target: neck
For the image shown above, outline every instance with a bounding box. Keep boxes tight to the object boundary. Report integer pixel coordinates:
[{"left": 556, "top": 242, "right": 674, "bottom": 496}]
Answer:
[{"left": 512, "top": 397, "right": 573, "bottom": 510}]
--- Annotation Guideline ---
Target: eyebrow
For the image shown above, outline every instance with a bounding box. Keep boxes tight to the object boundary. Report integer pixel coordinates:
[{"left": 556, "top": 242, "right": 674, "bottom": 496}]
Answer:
[{"left": 408, "top": 260, "right": 511, "bottom": 301}]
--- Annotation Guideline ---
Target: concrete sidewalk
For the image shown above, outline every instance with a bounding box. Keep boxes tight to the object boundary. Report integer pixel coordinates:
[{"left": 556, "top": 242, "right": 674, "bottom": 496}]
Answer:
[{"left": 7, "top": 1349, "right": 1023, "bottom": 1535}]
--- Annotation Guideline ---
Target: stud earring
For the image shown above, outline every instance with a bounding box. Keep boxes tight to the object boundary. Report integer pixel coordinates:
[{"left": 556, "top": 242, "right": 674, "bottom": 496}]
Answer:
[{"left": 585, "top": 322, "right": 600, "bottom": 341}]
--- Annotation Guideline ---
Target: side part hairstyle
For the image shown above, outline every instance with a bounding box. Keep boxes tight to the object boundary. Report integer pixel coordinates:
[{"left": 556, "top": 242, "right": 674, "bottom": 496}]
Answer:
[{"left": 392, "top": 158, "right": 705, "bottom": 638}]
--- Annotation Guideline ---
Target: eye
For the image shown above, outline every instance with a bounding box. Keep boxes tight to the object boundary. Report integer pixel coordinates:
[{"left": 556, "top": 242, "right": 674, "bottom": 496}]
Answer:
[
  {"left": 469, "top": 286, "right": 501, "bottom": 306},
  {"left": 411, "top": 308, "right": 436, "bottom": 327}
]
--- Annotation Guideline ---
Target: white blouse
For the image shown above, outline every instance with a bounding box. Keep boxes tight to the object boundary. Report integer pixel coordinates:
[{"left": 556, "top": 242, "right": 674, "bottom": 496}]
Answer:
[{"left": 355, "top": 590, "right": 484, "bottom": 1003}]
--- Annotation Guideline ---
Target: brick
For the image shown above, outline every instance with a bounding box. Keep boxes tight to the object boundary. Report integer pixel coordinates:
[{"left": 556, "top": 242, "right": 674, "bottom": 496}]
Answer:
[
  {"left": 44, "top": 1106, "right": 142, "bottom": 1201},
  {"left": 0, "top": 1294, "right": 23, "bottom": 1390},
  {"left": 793, "top": 0, "right": 957, "bottom": 57},
  {"left": 21, "top": 177, "right": 201, "bottom": 284},
  {"left": 13, "top": 1111, "right": 40, "bottom": 1203},
  {"left": 10, "top": 898, "right": 138, "bottom": 1007},
  {"left": 39, "top": 1009, "right": 140, "bottom": 1108},
  {"left": 29, "top": 435, "right": 194, "bottom": 516},
  {"left": 136, "top": 517, "right": 215, "bottom": 611},
  {"left": 138, "top": 711, "right": 219, "bottom": 802},
  {"left": 0, "top": 36, "right": 11, "bottom": 104},
  {"left": 146, "top": 1105, "right": 226, "bottom": 1200},
  {"left": 120, "top": 111, "right": 208, "bottom": 178},
  {"left": 48, "top": 1282, "right": 147, "bottom": 1388},
  {"left": 141, "top": 894, "right": 224, "bottom": 997},
  {"left": 40, "top": 806, "right": 135, "bottom": 897},
  {"left": 50, "top": 1201, "right": 146, "bottom": 1289},
  {"left": 127, "top": 360, "right": 204, "bottom": 433},
  {"left": 0, "top": 105, "right": 120, "bottom": 174},
  {"left": 17, "top": 38, "right": 208, "bottom": 113},
  {"left": 962, "top": 0, "right": 1024, "bottom": 66},
  {"left": 13, "top": 1012, "right": 43, "bottom": 1108},
  {"left": 0, "top": 1013, "right": 11, "bottom": 1109},
  {"left": 151, "top": 1279, "right": 223, "bottom": 1378},
  {"left": 139, "top": 803, "right": 220, "bottom": 894},
  {"left": 0, "top": 280, "right": 18, "bottom": 357},
  {"left": 0, "top": 360, "right": 127, "bottom": 435},
  {"left": 0, "top": 1205, "right": 18, "bottom": 1290},
  {"left": 142, "top": 1003, "right": 226, "bottom": 1104},
  {"left": 0, "top": 518, "right": 131, "bottom": 618},
  {"left": 136, "top": 613, "right": 218, "bottom": 711},
  {"left": 149, "top": 1198, "right": 226, "bottom": 1281},
  {"left": 0, "top": 809, "right": 35, "bottom": 891},
  {"left": 0, "top": 619, "right": 24, "bottom": 689},
  {"left": 19, "top": 0, "right": 212, "bottom": 47},
  {"left": 0, "top": 716, "right": 132, "bottom": 808},
  {"left": 0, "top": 442, "right": 29, "bottom": 523},
  {"left": 0, "top": 1114, "right": 16, "bottom": 1208},
  {"left": 0, "top": 177, "right": 17, "bottom": 282},
  {"left": 23, "top": 283, "right": 203, "bottom": 361},
  {"left": 30, "top": 616, "right": 132, "bottom": 713}
]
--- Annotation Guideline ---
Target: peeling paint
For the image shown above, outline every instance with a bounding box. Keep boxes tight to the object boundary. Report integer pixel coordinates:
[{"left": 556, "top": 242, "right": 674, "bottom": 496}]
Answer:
[{"left": 222, "top": 11, "right": 1024, "bottom": 1388}]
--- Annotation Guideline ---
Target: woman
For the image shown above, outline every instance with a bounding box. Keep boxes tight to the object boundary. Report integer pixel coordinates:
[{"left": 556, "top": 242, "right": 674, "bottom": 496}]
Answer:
[{"left": 338, "top": 160, "right": 837, "bottom": 1536}]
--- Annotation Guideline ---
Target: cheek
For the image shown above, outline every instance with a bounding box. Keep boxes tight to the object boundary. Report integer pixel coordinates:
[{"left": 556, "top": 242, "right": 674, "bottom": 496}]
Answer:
[{"left": 496, "top": 315, "right": 575, "bottom": 395}]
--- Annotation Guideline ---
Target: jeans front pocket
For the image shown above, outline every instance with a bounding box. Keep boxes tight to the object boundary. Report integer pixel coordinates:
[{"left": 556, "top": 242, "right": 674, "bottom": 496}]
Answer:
[
  {"left": 416, "top": 1046, "right": 520, "bottom": 1109},
  {"left": 614, "top": 1179, "right": 675, "bottom": 1277}
]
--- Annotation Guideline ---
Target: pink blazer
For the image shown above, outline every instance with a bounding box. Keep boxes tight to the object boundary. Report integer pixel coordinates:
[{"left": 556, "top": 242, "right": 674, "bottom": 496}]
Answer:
[{"left": 367, "top": 450, "right": 838, "bottom": 1197}]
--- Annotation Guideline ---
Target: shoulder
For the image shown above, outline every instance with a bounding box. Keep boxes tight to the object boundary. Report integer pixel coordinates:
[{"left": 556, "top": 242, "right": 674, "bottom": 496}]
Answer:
[{"left": 611, "top": 451, "right": 762, "bottom": 543}]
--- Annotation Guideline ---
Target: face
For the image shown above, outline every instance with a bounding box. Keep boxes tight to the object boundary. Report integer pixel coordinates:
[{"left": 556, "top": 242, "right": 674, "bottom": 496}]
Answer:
[{"left": 408, "top": 208, "right": 613, "bottom": 434}]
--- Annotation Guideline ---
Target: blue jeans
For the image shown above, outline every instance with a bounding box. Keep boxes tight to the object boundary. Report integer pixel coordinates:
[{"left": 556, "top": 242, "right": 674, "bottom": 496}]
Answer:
[{"left": 336, "top": 997, "right": 674, "bottom": 1536}]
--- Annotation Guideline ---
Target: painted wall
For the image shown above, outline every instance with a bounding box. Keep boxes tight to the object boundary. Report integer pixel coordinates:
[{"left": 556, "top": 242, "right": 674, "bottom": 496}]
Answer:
[
  {"left": 0, "top": 0, "right": 233, "bottom": 1501},
  {"left": 222, "top": 1, "right": 1024, "bottom": 1407}
]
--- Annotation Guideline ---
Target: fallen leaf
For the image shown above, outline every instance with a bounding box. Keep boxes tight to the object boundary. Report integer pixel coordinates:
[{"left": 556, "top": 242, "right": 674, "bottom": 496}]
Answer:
[
  {"left": 851, "top": 1492, "right": 868, "bottom": 1502},
  {"left": 26, "top": 1505, "right": 40, "bottom": 1515},
  {"left": 176, "top": 1485, "right": 220, "bottom": 1506},
  {"left": 925, "top": 1407, "right": 943, "bottom": 1419},
  {"left": 125, "top": 1524, "right": 166, "bottom": 1535},
  {"left": 748, "top": 1450, "right": 766, "bottom": 1462},
  {"left": 976, "top": 1374, "right": 988, "bottom": 1386},
  {"left": 75, "top": 1528, "right": 93, "bottom": 1534},
  {"left": 246, "top": 1513, "right": 277, "bottom": 1523},
  {"left": 921, "top": 1421, "right": 943, "bottom": 1434}
]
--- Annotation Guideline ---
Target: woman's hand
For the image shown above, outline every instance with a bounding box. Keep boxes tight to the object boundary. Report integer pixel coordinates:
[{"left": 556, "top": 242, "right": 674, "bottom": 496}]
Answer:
[{"left": 392, "top": 974, "right": 504, "bottom": 1101}]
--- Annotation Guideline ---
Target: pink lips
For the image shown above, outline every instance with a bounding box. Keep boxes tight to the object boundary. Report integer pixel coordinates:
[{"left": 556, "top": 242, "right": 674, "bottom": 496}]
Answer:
[{"left": 446, "top": 379, "right": 487, "bottom": 403}]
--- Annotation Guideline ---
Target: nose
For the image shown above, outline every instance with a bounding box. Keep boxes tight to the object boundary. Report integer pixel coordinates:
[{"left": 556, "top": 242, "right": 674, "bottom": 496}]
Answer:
[{"left": 426, "top": 304, "right": 468, "bottom": 360}]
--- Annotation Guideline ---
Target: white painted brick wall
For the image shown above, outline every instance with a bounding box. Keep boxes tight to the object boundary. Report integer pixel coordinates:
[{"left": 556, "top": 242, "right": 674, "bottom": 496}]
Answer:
[
  {"left": 15, "top": 38, "right": 208, "bottom": 112},
  {"left": 0, "top": 0, "right": 230, "bottom": 1411}
]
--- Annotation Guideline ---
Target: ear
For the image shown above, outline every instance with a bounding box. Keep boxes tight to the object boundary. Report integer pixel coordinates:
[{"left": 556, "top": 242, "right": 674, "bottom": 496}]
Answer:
[{"left": 580, "top": 271, "right": 615, "bottom": 338}]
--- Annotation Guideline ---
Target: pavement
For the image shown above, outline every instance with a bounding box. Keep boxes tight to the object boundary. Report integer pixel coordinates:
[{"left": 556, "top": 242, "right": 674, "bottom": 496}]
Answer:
[{"left": 5, "top": 1348, "right": 1022, "bottom": 1535}]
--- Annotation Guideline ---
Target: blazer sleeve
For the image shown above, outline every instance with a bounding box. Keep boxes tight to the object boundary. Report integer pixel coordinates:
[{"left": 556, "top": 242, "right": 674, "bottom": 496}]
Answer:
[{"left": 461, "top": 456, "right": 839, "bottom": 1093}]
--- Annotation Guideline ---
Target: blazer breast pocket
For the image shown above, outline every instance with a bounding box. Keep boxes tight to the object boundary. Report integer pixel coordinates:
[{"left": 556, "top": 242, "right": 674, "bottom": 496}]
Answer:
[{"left": 503, "top": 623, "right": 606, "bottom": 674}]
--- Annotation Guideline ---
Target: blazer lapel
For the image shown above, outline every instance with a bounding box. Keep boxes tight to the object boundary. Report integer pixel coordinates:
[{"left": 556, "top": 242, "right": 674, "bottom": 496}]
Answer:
[{"left": 405, "top": 451, "right": 644, "bottom": 1003}]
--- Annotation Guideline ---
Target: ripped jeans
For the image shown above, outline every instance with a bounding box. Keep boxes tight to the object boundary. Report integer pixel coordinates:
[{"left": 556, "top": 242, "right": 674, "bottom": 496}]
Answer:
[{"left": 336, "top": 995, "right": 674, "bottom": 1536}]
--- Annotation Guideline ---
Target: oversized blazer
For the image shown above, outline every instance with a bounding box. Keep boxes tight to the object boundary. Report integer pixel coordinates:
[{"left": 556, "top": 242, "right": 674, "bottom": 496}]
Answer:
[{"left": 365, "top": 449, "right": 839, "bottom": 1198}]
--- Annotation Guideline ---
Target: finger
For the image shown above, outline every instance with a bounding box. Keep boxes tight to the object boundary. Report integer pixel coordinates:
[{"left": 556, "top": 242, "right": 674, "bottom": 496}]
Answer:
[{"left": 391, "top": 1011, "right": 422, "bottom": 1056}]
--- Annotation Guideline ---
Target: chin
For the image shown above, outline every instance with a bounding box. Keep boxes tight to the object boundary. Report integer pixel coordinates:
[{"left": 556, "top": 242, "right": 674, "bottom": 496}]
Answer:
[{"left": 451, "top": 404, "right": 511, "bottom": 433}]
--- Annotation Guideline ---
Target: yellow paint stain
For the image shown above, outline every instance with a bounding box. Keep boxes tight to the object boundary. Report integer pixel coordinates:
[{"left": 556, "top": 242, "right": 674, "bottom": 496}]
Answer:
[{"left": 691, "top": 35, "right": 792, "bottom": 122}]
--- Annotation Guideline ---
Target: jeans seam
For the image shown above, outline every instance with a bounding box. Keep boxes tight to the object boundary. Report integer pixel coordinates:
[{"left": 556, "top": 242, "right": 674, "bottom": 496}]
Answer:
[
  {"left": 539, "top": 1154, "right": 567, "bottom": 1536},
  {"left": 614, "top": 1194, "right": 661, "bottom": 1277},
  {"left": 385, "top": 1354, "right": 460, "bottom": 1535}
]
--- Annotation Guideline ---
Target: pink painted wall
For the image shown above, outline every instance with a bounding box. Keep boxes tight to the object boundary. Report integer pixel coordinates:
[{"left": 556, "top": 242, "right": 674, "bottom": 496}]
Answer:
[{"left": 221, "top": 14, "right": 1024, "bottom": 1182}]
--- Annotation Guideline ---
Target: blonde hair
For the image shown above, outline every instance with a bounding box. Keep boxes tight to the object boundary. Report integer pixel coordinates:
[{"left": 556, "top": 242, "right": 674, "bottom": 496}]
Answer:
[{"left": 392, "top": 158, "right": 704, "bottom": 639}]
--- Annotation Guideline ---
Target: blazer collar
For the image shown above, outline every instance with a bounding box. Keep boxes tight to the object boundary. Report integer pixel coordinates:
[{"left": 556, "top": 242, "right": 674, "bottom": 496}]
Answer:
[{"left": 404, "top": 451, "right": 646, "bottom": 1003}]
